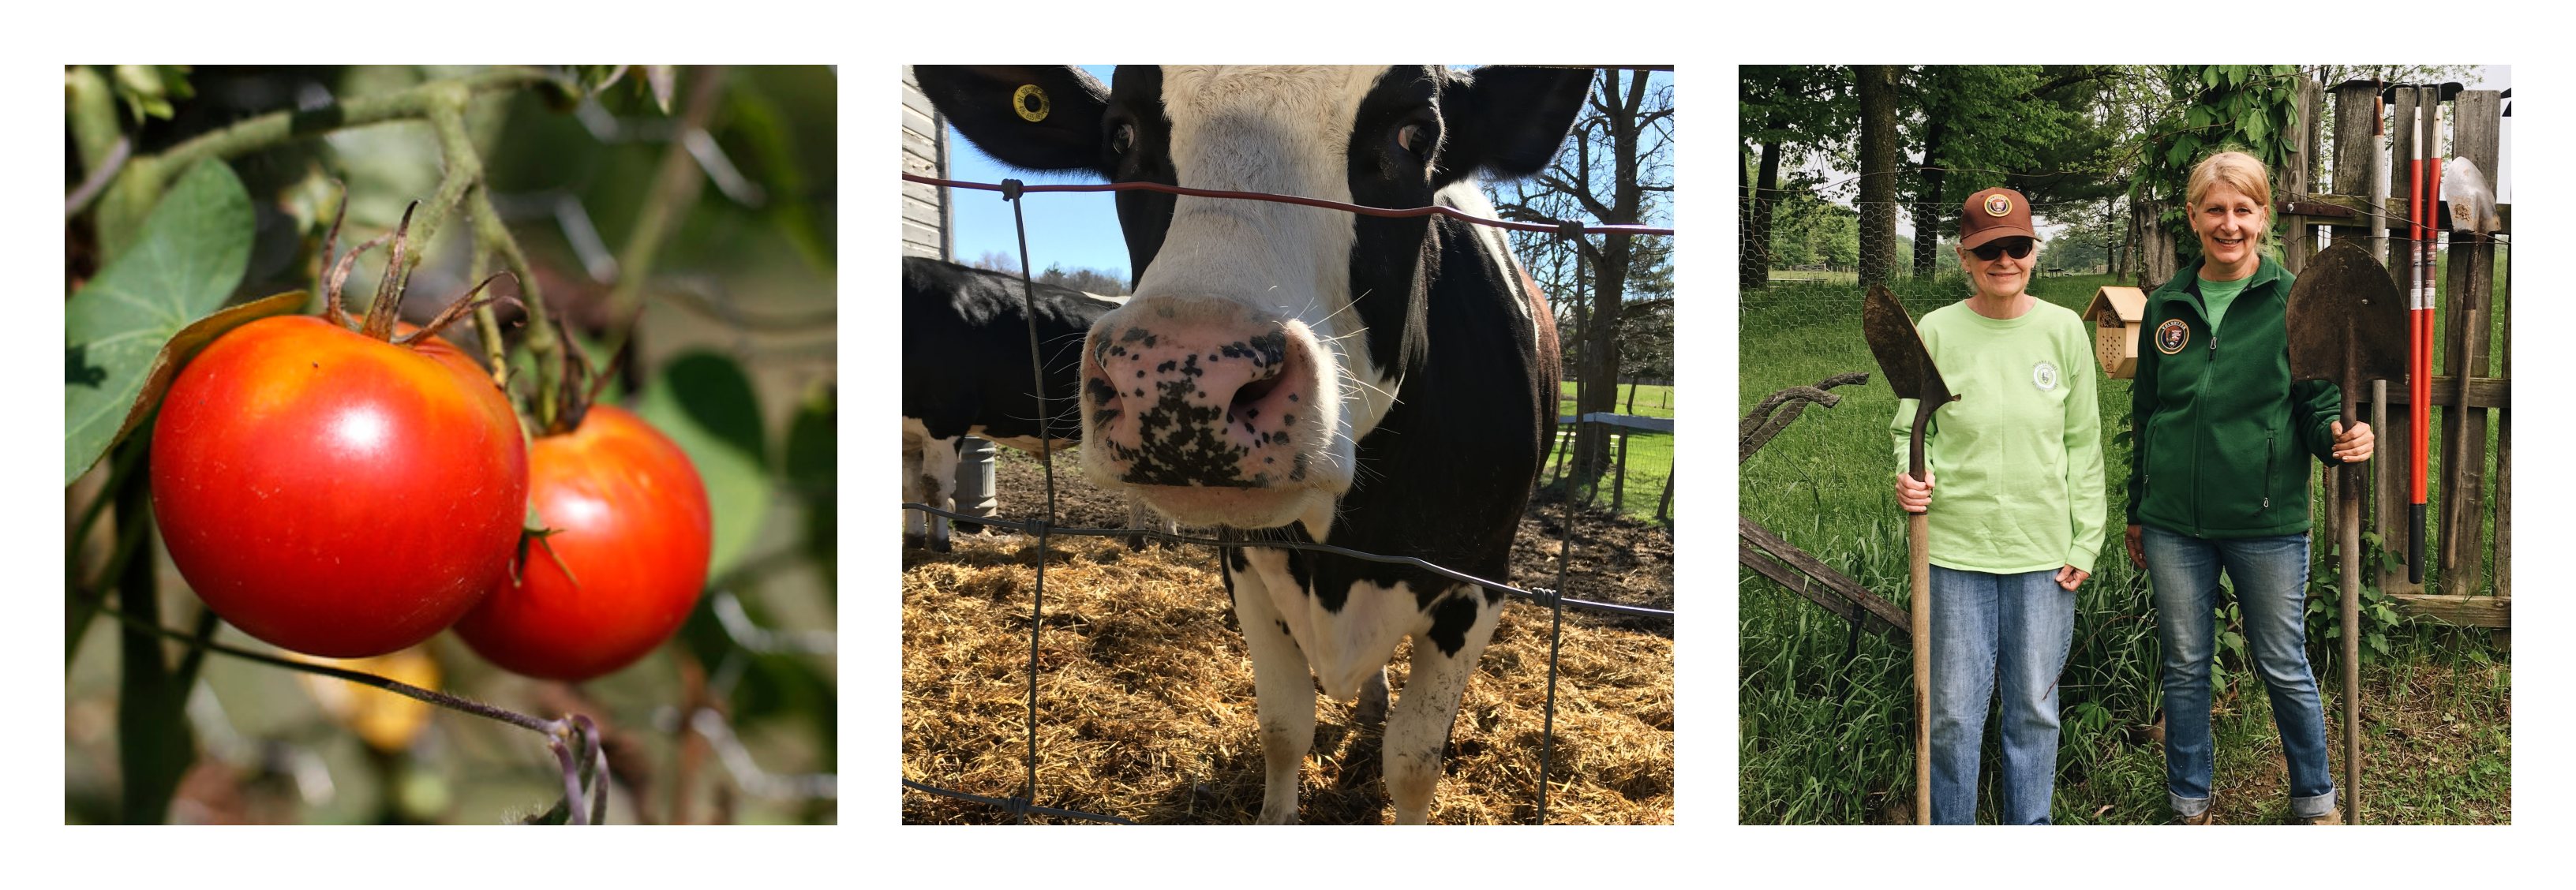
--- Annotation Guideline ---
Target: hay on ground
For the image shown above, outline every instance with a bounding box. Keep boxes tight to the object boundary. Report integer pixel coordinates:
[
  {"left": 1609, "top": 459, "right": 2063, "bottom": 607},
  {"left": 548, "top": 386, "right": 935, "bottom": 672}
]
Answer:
[{"left": 901, "top": 534, "right": 1674, "bottom": 825}]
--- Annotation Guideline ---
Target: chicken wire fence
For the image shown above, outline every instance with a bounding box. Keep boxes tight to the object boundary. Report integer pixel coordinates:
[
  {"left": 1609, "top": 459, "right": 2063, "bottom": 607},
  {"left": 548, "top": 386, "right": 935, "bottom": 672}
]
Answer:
[{"left": 900, "top": 172, "right": 1676, "bottom": 825}]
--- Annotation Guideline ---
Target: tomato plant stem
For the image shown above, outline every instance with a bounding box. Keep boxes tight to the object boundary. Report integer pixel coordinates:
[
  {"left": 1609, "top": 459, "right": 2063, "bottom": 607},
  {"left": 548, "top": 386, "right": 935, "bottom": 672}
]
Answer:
[
  {"left": 549, "top": 739, "right": 589, "bottom": 825},
  {"left": 67, "top": 429, "right": 151, "bottom": 664},
  {"left": 606, "top": 66, "right": 727, "bottom": 326},
  {"left": 475, "top": 185, "right": 562, "bottom": 427},
  {"left": 111, "top": 437, "right": 193, "bottom": 824},
  {"left": 84, "top": 596, "right": 567, "bottom": 736},
  {"left": 155, "top": 68, "right": 567, "bottom": 179},
  {"left": 92, "top": 67, "right": 571, "bottom": 260}
]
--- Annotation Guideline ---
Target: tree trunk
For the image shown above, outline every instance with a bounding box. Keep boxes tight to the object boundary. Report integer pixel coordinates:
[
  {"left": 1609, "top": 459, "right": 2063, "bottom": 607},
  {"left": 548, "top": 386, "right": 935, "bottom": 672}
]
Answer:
[
  {"left": 1856, "top": 65, "right": 1900, "bottom": 288},
  {"left": 1911, "top": 115, "right": 1949, "bottom": 278},
  {"left": 1570, "top": 70, "right": 1649, "bottom": 486},
  {"left": 1743, "top": 141, "right": 1780, "bottom": 289},
  {"left": 2132, "top": 197, "right": 2177, "bottom": 290},
  {"left": 1573, "top": 236, "right": 1631, "bottom": 484}
]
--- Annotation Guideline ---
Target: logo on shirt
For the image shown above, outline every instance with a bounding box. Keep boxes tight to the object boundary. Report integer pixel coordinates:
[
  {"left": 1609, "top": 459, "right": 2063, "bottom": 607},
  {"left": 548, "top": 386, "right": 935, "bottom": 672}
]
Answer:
[
  {"left": 2155, "top": 319, "right": 2191, "bottom": 354},
  {"left": 2032, "top": 361, "right": 2058, "bottom": 391}
]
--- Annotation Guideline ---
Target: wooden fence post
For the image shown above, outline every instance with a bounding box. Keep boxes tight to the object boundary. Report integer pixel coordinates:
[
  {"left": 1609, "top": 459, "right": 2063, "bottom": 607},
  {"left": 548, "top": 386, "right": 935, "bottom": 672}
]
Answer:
[
  {"left": 2374, "top": 86, "right": 2424, "bottom": 598},
  {"left": 2326, "top": 79, "right": 2379, "bottom": 579},
  {"left": 1612, "top": 430, "right": 1630, "bottom": 515},
  {"left": 2282, "top": 78, "right": 2325, "bottom": 274},
  {"left": 2438, "top": 90, "right": 2502, "bottom": 594},
  {"left": 2495, "top": 264, "right": 2511, "bottom": 601}
]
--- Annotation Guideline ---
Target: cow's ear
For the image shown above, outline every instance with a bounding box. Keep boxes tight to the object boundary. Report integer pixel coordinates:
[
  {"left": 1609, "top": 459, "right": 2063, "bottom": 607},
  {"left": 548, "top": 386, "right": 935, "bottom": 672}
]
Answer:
[
  {"left": 913, "top": 65, "right": 1112, "bottom": 177},
  {"left": 1442, "top": 66, "right": 1592, "bottom": 181}
]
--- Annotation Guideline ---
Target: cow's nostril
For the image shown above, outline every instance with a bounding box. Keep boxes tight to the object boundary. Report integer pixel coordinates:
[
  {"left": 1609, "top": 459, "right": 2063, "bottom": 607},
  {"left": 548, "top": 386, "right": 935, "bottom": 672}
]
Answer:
[{"left": 1232, "top": 373, "right": 1282, "bottom": 413}]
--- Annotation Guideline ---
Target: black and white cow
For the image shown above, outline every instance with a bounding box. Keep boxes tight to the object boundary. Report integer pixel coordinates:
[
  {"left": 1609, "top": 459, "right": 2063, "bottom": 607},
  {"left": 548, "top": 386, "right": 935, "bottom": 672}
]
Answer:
[
  {"left": 901, "top": 256, "right": 1172, "bottom": 552},
  {"left": 917, "top": 65, "right": 1586, "bottom": 824}
]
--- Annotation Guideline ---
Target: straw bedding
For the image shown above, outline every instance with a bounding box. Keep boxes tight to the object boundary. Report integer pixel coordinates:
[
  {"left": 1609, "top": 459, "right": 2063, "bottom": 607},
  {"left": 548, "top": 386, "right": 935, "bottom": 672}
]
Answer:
[{"left": 900, "top": 462, "right": 1674, "bottom": 825}]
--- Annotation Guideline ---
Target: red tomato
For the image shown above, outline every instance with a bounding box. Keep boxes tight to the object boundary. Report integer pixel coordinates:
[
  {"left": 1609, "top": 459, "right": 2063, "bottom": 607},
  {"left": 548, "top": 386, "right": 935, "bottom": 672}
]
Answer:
[
  {"left": 152, "top": 315, "right": 529, "bottom": 658},
  {"left": 454, "top": 404, "right": 711, "bottom": 681}
]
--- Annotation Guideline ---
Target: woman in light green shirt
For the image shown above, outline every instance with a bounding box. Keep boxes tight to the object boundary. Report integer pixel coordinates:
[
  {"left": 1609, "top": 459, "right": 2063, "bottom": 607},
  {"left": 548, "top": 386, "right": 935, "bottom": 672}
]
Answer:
[{"left": 1892, "top": 186, "right": 2106, "bottom": 824}]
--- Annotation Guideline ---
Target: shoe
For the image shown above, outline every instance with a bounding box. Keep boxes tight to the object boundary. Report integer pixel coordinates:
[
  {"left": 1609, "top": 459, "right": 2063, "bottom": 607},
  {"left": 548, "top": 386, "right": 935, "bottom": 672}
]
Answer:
[
  {"left": 2293, "top": 809, "right": 2342, "bottom": 825},
  {"left": 2177, "top": 810, "right": 2215, "bottom": 825}
]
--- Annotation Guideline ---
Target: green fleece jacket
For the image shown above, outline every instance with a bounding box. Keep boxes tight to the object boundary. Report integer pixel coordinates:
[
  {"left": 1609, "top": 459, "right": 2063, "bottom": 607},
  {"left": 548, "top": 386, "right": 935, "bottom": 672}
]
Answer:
[
  {"left": 1891, "top": 299, "right": 2106, "bottom": 575},
  {"left": 2125, "top": 256, "right": 2346, "bottom": 538}
]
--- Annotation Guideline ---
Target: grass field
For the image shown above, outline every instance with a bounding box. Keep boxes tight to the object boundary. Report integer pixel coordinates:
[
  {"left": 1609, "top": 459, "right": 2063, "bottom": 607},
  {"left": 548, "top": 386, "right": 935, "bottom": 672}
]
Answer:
[
  {"left": 1557, "top": 382, "right": 1674, "bottom": 522},
  {"left": 1737, "top": 259, "right": 2510, "bottom": 825}
]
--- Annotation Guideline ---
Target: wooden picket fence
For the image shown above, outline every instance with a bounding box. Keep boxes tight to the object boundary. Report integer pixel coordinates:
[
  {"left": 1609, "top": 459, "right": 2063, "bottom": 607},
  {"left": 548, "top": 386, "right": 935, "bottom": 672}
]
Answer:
[{"left": 2274, "top": 79, "right": 2510, "bottom": 626}]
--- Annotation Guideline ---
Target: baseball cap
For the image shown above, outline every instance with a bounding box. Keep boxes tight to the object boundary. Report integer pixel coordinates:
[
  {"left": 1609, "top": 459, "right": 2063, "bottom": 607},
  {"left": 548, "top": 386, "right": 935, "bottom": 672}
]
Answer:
[{"left": 1960, "top": 187, "right": 2037, "bottom": 249}]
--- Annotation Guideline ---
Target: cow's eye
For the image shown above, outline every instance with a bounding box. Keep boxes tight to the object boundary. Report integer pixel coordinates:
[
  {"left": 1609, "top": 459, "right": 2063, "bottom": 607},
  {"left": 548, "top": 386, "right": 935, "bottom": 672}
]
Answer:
[
  {"left": 1110, "top": 122, "right": 1136, "bottom": 156},
  {"left": 1395, "top": 122, "right": 1435, "bottom": 157}
]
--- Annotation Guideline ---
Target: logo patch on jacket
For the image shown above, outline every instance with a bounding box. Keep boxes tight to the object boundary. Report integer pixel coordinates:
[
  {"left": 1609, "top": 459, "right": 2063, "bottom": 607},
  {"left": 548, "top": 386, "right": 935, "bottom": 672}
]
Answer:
[
  {"left": 2032, "top": 361, "right": 2058, "bottom": 391},
  {"left": 2155, "top": 319, "right": 2191, "bottom": 354}
]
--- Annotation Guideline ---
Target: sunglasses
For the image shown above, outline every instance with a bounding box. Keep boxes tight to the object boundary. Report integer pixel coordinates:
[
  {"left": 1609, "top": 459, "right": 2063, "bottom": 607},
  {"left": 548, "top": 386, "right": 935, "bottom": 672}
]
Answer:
[{"left": 1970, "top": 237, "right": 2035, "bottom": 261}]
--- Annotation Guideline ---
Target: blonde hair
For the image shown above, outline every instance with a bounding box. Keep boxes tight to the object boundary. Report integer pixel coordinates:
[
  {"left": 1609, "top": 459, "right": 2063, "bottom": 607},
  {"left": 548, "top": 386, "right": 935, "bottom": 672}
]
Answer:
[{"left": 2185, "top": 149, "right": 2274, "bottom": 247}]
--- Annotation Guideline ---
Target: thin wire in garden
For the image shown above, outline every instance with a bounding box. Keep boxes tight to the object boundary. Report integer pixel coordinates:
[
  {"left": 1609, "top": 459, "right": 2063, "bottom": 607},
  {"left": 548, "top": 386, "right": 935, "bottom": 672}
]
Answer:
[{"left": 900, "top": 173, "right": 1677, "bottom": 825}]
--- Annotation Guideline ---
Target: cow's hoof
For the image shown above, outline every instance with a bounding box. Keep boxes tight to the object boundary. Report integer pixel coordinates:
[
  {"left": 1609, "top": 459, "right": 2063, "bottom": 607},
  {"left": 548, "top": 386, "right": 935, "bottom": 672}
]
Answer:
[
  {"left": 1125, "top": 533, "right": 1147, "bottom": 551},
  {"left": 903, "top": 533, "right": 926, "bottom": 550}
]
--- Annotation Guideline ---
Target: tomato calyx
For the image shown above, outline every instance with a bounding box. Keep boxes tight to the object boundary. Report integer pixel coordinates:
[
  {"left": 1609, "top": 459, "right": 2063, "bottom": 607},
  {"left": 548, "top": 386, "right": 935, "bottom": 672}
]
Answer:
[
  {"left": 528, "top": 316, "right": 625, "bottom": 438},
  {"left": 315, "top": 189, "right": 522, "bottom": 353},
  {"left": 512, "top": 524, "right": 583, "bottom": 591}
]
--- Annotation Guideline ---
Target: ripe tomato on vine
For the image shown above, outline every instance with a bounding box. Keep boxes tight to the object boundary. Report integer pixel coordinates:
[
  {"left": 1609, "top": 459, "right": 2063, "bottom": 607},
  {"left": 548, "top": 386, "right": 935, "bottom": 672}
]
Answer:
[
  {"left": 455, "top": 403, "right": 712, "bottom": 682},
  {"left": 151, "top": 204, "right": 526, "bottom": 659}
]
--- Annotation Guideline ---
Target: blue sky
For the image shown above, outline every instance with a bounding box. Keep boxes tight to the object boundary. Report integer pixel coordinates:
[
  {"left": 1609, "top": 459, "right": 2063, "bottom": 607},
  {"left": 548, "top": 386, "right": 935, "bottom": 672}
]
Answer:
[
  {"left": 941, "top": 65, "right": 1127, "bottom": 278},
  {"left": 942, "top": 66, "right": 1676, "bottom": 285}
]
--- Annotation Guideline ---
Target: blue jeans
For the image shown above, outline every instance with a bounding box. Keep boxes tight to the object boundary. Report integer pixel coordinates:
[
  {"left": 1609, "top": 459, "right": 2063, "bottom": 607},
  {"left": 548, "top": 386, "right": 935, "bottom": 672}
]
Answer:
[
  {"left": 2141, "top": 525, "right": 2338, "bottom": 819},
  {"left": 1927, "top": 565, "right": 2075, "bottom": 825}
]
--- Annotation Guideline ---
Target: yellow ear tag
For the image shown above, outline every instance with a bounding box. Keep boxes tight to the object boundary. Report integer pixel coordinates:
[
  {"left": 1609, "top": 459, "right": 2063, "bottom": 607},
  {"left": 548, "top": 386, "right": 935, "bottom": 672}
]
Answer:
[{"left": 1013, "top": 84, "right": 1050, "bottom": 122}]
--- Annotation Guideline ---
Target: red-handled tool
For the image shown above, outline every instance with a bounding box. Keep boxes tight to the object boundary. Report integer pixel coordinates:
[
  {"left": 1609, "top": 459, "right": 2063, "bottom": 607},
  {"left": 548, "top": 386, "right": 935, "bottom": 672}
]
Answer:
[{"left": 2407, "top": 85, "right": 2435, "bottom": 584}]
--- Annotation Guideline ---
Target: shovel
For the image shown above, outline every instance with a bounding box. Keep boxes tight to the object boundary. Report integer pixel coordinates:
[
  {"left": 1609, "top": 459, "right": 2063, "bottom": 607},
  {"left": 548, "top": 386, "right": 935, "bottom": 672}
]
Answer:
[
  {"left": 1861, "top": 283, "right": 1956, "bottom": 825},
  {"left": 2286, "top": 240, "right": 2407, "bottom": 825}
]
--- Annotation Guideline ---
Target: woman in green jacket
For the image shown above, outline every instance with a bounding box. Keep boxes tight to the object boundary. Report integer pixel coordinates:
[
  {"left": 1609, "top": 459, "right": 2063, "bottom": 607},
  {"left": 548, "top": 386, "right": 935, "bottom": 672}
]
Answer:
[
  {"left": 1893, "top": 187, "right": 2104, "bottom": 824},
  {"left": 2123, "top": 150, "right": 2375, "bottom": 825}
]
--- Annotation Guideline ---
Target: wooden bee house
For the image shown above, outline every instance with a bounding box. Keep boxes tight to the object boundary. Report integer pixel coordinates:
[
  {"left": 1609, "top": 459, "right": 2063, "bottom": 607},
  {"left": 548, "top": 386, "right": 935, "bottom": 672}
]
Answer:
[{"left": 2084, "top": 286, "right": 2147, "bottom": 379}]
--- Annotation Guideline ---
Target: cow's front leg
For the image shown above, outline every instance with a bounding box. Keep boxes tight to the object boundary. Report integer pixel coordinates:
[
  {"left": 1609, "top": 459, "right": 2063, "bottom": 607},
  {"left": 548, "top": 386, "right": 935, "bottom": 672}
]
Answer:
[
  {"left": 901, "top": 424, "right": 930, "bottom": 547},
  {"left": 918, "top": 433, "right": 961, "bottom": 552},
  {"left": 1227, "top": 548, "right": 1316, "bottom": 825},
  {"left": 1384, "top": 588, "right": 1503, "bottom": 825}
]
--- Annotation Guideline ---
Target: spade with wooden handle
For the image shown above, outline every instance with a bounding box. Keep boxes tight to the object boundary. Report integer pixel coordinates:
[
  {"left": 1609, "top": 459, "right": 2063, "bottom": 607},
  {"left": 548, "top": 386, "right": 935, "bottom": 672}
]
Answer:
[
  {"left": 2286, "top": 240, "right": 2407, "bottom": 825},
  {"left": 1861, "top": 283, "right": 1956, "bottom": 825}
]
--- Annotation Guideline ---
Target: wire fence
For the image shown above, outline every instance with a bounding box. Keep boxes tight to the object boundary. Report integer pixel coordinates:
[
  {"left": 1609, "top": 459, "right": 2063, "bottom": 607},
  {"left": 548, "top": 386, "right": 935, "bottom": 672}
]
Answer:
[{"left": 900, "top": 170, "right": 1677, "bottom": 825}]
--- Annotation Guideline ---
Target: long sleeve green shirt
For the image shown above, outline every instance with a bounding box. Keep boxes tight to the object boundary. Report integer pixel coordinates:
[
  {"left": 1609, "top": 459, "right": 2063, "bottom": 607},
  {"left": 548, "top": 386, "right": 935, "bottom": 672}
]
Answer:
[{"left": 1890, "top": 299, "right": 2107, "bottom": 574}]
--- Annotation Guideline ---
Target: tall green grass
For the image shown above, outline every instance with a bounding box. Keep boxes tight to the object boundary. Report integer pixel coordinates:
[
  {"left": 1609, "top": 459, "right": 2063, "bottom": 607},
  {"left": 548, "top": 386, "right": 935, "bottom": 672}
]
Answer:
[{"left": 1738, "top": 267, "right": 2510, "bottom": 825}]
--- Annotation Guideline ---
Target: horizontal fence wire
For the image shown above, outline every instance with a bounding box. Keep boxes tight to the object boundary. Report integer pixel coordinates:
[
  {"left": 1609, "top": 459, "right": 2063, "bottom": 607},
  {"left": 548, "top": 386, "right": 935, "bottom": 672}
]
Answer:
[
  {"left": 901, "top": 503, "right": 1675, "bottom": 621},
  {"left": 902, "top": 171, "right": 1675, "bottom": 825},
  {"left": 903, "top": 173, "right": 1674, "bottom": 238}
]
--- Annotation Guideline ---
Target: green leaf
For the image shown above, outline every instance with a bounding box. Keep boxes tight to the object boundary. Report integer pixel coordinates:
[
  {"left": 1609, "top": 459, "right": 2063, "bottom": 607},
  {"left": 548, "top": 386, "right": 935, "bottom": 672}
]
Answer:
[
  {"left": 2244, "top": 113, "right": 2267, "bottom": 145},
  {"left": 64, "top": 160, "right": 256, "bottom": 486},
  {"left": 639, "top": 351, "right": 770, "bottom": 580}
]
